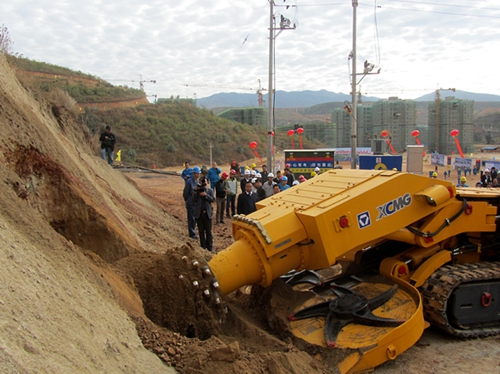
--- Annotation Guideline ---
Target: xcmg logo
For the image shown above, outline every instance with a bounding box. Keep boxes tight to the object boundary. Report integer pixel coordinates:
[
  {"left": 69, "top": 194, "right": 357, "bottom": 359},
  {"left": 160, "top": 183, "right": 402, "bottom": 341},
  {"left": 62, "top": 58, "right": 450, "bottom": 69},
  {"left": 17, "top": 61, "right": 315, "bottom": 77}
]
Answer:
[{"left": 376, "top": 193, "right": 412, "bottom": 220}]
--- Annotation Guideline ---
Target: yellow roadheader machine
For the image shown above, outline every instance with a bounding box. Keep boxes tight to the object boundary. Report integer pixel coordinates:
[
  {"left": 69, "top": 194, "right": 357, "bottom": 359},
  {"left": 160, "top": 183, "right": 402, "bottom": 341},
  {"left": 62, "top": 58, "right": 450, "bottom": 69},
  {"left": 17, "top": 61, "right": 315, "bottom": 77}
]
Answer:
[{"left": 208, "top": 169, "right": 500, "bottom": 373}]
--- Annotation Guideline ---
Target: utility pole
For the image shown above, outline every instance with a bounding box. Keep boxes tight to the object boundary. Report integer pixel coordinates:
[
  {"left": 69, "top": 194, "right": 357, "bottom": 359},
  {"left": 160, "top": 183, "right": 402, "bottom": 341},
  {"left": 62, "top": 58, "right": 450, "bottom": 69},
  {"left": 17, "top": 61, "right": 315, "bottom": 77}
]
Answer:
[
  {"left": 349, "top": 0, "right": 380, "bottom": 169},
  {"left": 208, "top": 142, "right": 213, "bottom": 166},
  {"left": 350, "top": 0, "right": 358, "bottom": 169},
  {"left": 267, "top": 1, "right": 275, "bottom": 174},
  {"left": 267, "top": 0, "right": 296, "bottom": 173}
]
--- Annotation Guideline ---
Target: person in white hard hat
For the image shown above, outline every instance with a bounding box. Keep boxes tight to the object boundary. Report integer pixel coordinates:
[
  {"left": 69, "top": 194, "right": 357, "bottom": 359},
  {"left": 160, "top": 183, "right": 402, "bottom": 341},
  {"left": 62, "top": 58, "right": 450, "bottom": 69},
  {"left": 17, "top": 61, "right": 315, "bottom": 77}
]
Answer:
[
  {"left": 240, "top": 168, "right": 252, "bottom": 191},
  {"left": 262, "top": 172, "right": 275, "bottom": 197},
  {"left": 481, "top": 169, "right": 492, "bottom": 186}
]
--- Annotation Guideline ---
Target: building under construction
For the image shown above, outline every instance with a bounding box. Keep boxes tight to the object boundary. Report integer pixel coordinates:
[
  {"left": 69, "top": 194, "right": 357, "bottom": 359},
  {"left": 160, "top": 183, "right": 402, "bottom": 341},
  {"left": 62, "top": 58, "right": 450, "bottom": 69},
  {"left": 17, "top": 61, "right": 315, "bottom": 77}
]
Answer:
[
  {"left": 217, "top": 107, "right": 267, "bottom": 127},
  {"left": 427, "top": 96, "right": 474, "bottom": 155},
  {"left": 330, "top": 102, "right": 378, "bottom": 148},
  {"left": 372, "top": 97, "right": 417, "bottom": 153},
  {"left": 299, "top": 122, "right": 336, "bottom": 147}
]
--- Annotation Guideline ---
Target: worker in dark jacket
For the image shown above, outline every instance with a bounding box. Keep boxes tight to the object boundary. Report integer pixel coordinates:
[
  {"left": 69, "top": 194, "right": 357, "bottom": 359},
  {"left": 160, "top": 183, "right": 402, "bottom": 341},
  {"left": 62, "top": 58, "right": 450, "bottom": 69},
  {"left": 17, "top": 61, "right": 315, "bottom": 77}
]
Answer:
[
  {"left": 99, "top": 125, "right": 116, "bottom": 165},
  {"left": 192, "top": 176, "right": 215, "bottom": 251},
  {"left": 253, "top": 178, "right": 266, "bottom": 201},
  {"left": 237, "top": 181, "right": 257, "bottom": 215},
  {"left": 183, "top": 166, "right": 201, "bottom": 239}
]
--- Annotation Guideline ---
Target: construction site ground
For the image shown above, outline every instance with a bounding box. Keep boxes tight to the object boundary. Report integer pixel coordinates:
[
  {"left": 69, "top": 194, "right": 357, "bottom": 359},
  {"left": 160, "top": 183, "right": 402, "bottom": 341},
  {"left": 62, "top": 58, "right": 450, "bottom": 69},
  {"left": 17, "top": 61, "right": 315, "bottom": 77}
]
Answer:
[
  {"left": 129, "top": 167, "right": 500, "bottom": 374},
  {"left": 1, "top": 51, "right": 500, "bottom": 374}
]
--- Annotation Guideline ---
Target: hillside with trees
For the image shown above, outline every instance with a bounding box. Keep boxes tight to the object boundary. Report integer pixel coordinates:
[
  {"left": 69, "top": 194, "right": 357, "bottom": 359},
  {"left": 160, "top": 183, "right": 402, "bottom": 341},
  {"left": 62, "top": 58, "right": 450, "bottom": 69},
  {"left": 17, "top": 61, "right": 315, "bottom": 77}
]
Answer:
[{"left": 4, "top": 56, "right": 324, "bottom": 168}]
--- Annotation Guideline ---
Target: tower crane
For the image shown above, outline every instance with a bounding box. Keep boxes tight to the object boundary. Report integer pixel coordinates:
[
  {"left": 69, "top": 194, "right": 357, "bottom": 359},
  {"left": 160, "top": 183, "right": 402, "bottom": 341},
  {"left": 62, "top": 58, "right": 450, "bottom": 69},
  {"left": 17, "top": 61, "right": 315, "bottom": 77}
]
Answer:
[
  {"left": 184, "top": 80, "right": 267, "bottom": 107},
  {"left": 106, "top": 74, "right": 156, "bottom": 92}
]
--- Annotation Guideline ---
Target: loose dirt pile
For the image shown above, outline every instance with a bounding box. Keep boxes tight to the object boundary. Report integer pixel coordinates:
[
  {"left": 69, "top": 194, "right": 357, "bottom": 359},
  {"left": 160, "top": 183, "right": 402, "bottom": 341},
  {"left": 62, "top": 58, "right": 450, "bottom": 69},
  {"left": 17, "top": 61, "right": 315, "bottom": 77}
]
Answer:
[{"left": 2, "top": 51, "right": 500, "bottom": 374}]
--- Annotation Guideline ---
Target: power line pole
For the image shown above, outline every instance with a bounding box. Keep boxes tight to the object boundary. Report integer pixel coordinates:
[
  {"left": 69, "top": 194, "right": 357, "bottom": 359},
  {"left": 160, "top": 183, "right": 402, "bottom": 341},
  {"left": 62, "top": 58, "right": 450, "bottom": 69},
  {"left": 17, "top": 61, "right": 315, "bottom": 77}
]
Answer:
[
  {"left": 349, "top": 0, "right": 380, "bottom": 169},
  {"left": 350, "top": 0, "right": 358, "bottom": 169},
  {"left": 208, "top": 142, "right": 213, "bottom": 166},
  {"left": 266, "top": 0, "right": 296, "bottom": 173}
]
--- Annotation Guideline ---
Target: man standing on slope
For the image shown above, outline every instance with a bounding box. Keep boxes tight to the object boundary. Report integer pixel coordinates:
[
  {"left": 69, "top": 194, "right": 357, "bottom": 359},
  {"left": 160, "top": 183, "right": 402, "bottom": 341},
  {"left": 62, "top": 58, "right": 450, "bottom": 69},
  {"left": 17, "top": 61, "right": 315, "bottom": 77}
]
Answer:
[{"left": 99, "top": 125, "right": 116, "bottom": 166}]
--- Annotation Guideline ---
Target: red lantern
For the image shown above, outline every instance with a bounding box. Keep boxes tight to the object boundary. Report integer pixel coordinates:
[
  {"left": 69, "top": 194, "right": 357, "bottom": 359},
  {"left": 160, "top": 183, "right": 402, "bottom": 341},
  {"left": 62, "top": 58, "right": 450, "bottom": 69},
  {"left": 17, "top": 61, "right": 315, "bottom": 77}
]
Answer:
[
  {"left": 287, "top": 129, "right": 295, "bottom": 149},
  {"left": 381, "top": 130, "right": 396, "bottom": 155},
  {"left": 249, "top": 141, "right": 262, "bottom": 162},
  {"left": 411, "top": 129, "right": 422, "bottom": 146},
  {"left": 296, "top": 127, "right": 304, "bottom": 149},
  {"left": 450, "top": 129, "right": 464, "bottom": 158}
]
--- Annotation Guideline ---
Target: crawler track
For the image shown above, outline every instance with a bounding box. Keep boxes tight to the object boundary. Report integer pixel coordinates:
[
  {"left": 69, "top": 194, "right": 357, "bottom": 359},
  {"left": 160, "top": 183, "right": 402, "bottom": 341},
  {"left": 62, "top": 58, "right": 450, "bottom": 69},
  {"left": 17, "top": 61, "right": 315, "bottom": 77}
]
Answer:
[{"left": 421, "top": 261, "right": 500, "bottom": 338}]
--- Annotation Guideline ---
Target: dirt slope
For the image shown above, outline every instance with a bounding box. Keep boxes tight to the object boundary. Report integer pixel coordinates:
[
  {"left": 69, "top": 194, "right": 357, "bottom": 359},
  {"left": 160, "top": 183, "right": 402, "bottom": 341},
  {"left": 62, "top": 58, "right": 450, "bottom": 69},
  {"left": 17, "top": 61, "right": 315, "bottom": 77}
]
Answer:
[{"left": 0, "top": 53, "right": 176, "bottom": 373}]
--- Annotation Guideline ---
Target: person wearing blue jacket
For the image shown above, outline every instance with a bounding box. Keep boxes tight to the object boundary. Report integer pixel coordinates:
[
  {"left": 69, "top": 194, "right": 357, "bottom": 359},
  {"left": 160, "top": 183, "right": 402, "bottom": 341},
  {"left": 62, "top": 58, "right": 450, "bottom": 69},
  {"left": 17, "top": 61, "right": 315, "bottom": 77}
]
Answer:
[
  {"left": 207, "top": 162, "right": 221, "bottom": 189},
  {"left": 181, "top": 161, "right": 193, "bottom": 181}
]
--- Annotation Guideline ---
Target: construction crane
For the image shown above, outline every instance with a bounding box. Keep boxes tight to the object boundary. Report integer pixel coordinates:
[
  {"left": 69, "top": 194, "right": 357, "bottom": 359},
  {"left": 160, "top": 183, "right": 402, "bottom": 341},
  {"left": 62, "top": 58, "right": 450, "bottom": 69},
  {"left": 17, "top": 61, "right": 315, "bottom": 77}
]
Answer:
[
  {"left": 106, "top": 74, "right": 156, "bottom": 92},
  {"left": 434, "top": 87, "right": 456, "bottom": 153},
  {"left": 184, "top": 80, "right": 267, "bottom": 107}
]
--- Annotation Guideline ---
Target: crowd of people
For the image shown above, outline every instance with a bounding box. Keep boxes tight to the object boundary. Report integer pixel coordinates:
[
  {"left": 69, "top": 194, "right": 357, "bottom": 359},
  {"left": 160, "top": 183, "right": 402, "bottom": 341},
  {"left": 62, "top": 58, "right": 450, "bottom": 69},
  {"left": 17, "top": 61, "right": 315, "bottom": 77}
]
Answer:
[
  {"left": 181, "top": 161, "right": 317, "bottom": 251},
  {"left": 431, "top": 167, "right": 500, "bottom": 188}
]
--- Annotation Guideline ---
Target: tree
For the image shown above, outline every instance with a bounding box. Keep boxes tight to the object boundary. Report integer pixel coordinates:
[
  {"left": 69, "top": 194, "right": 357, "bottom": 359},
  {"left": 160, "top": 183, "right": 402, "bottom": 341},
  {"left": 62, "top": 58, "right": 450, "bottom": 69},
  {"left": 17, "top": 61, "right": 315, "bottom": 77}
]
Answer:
[
  {"left": 0, "top": 24, "right": 14, "bottom": 55},
  {"left": 486, "top": 131, "right": 492, "bottom": 145}
]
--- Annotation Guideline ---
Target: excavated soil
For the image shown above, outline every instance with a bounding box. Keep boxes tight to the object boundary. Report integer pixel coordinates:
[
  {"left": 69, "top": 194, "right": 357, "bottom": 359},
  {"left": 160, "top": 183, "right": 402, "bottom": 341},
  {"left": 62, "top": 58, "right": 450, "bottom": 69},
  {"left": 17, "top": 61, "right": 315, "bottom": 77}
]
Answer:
[{"left": 1, "top": 51, "right": 500, "bottom": 374}]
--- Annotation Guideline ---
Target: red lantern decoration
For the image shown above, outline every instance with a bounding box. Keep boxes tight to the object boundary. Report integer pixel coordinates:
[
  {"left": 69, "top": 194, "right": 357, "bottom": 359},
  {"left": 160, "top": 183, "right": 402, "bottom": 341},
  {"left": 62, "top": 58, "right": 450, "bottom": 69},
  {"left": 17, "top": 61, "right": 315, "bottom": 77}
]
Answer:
[
  {"left": 411, "top": 129, "right": 425, "bottom": 156},
  {"left": 411, "top": 129, "right": 422, "bottom": 145},
  {"left": 296, "top": 127, "right": 304, "bottom": 149},
  {"left": 287, "top": 129, "right": 295, "bottom": 149},
  {"left": 380, "top": 130, "right": 396, "bottom": 155},
  {"left": 249, "top": 141, "right": 263, "bottom": 162},
  {"left": 450, "top": 129, "right": 464, "bottom": 158}
]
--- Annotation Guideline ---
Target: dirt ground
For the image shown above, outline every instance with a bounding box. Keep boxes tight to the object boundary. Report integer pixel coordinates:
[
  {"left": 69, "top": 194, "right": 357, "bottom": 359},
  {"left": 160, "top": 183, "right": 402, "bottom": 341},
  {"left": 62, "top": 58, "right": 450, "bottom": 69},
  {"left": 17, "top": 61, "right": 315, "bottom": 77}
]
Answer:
[{"left": 1, "top": 50, "right": 500, "bottom": 374}]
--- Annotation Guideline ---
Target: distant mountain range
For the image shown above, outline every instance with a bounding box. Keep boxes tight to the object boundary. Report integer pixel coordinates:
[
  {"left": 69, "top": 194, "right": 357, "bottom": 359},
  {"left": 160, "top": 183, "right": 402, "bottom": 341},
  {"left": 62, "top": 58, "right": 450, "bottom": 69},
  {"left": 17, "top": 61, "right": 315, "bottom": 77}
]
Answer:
[{"left": 197, "top": 89, "right": 500, "bottom": 109}]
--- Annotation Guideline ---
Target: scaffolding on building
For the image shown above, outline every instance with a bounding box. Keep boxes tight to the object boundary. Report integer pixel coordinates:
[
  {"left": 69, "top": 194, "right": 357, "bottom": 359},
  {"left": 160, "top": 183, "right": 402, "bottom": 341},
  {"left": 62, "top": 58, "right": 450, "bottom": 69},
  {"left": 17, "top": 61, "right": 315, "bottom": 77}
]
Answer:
[{"left": 217, "top": 107, "right": 267, "bottom": 127}]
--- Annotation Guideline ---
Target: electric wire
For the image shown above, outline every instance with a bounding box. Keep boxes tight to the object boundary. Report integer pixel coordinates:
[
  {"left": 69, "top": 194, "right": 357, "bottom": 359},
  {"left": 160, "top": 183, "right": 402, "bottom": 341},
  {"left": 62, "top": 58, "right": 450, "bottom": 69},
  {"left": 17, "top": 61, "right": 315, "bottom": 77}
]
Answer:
[
  {"left": 386, "top": 0, "right": 500, "bottom": 12},
  {"left": 203, "top": 2, "right": 268, "bottom": 108},
  {"left": 365, "top": 2, "right": 500, "bottom": 19}
]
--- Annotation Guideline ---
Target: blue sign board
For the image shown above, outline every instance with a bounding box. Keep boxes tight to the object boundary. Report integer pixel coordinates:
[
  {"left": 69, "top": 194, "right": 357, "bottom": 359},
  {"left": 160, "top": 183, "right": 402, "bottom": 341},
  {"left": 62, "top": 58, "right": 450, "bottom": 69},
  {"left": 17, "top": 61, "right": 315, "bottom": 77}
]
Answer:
[{"left": 359, "top": 155, "right": 403, "bottom": 171}]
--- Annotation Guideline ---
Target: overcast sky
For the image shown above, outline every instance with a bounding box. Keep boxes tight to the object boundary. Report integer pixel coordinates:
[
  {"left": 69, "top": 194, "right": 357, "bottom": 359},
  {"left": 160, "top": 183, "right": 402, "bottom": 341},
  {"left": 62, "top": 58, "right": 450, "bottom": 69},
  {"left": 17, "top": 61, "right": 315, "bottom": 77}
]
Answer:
[{"left": 1, "top": 1, "right": 499, "bottom": 103}]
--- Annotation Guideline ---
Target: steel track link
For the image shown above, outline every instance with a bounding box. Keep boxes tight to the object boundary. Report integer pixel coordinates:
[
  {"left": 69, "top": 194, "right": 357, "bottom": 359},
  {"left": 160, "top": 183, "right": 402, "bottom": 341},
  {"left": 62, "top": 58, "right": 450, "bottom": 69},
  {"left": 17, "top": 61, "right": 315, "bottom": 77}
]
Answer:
[{"left": 420, "top": 261, "right": 500, "bottom": 338}]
